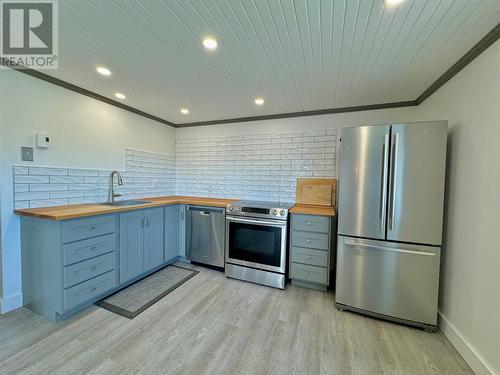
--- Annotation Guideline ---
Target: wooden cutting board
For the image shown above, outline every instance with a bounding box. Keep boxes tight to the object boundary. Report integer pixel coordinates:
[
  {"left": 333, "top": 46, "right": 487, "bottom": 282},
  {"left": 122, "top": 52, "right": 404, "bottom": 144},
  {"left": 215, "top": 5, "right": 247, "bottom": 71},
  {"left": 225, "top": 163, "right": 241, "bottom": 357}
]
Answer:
[{"left": 295, "top": 178, "right": 336, "bottom": 207}]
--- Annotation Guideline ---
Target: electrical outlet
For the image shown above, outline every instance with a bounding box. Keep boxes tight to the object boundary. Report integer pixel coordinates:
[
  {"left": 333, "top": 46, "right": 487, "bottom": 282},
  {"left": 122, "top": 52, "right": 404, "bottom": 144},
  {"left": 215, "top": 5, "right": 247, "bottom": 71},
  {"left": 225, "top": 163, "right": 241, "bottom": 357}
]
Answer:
[{"left": 21, "top": 147, "right": 34, "bottom": 161}]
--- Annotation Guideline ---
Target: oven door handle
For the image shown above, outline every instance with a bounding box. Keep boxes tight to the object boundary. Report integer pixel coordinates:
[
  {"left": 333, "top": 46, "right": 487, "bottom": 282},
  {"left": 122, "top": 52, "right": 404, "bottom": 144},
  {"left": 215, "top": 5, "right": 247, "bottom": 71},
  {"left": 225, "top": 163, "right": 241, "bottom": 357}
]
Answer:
[{"left": 226, "top": 216, "right": 287, "bottom": 227}]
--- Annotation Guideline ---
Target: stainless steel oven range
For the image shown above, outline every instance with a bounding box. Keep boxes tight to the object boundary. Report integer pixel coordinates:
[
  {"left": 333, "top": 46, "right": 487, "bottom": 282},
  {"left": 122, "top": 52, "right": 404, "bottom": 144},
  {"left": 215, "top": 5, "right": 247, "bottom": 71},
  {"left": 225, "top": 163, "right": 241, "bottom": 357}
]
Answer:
[{"left": 225, "top": 200, "right": 293, "bottom": 289}]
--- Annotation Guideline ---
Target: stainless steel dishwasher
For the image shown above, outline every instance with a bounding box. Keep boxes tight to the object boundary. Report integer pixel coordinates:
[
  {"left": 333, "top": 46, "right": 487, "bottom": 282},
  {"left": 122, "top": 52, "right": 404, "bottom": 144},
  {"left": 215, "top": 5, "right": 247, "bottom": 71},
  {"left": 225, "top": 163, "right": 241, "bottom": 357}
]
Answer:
[{"left": 186, "top": 205, "right": 225, "bottom": 268}]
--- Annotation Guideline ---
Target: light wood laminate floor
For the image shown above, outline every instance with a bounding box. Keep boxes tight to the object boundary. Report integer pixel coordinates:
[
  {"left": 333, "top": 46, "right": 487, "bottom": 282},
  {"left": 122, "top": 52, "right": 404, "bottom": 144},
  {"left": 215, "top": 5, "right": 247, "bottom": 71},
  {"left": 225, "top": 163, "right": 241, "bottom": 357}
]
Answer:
[{"left": 0, "top": 263, "right": 471, "bottom": 374}]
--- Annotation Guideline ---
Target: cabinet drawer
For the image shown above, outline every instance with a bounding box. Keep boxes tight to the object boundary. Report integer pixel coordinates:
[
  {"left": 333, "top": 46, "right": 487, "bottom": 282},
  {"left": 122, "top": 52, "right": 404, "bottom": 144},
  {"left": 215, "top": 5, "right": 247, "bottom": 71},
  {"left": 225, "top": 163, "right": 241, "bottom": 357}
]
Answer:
[
  {"left": 292, "top": 214, "right": 330, "bottom": 233},
  {"left": 63, "top": 234, "right": 116, "bottom": 266},
  {"left": 64, "top": 252, "right": 116, "bottom": 288},
  {"left": 291, "top": 246, "right": 328, "bottom": 267},
  {"left": 292, "top": 231, "right": 329, "bottom": 250},
  {"left": 290, "top": 263, "right": 328, "bottom": 285},
  {"left": 64, "top": 270, "right": 116, "bottom": 311},
  {"left": 62, "top": 215, "right": 116, "bottom": 243}
]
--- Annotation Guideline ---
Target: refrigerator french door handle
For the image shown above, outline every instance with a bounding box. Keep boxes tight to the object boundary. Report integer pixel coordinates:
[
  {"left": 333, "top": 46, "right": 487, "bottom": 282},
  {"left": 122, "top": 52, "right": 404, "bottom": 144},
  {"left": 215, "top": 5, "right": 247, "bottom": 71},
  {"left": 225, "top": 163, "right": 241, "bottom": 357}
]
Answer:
[
  {"left": 380, "top": 134, "right": 389, "bottom": 230},
  {"left": 344, "top": 239, "right": 435, "bottom": 256},
  {"left": 388, "top": 133, "right": 399, "bottom": 230}
]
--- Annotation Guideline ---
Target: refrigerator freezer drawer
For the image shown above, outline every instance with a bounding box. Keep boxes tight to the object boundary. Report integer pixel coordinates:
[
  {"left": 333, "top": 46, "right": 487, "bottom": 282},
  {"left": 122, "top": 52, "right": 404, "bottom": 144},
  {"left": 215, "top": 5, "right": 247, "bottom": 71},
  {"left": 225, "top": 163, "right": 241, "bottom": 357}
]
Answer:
[{"left": 335, "top": 236, "right": 440, "bottom": 326}]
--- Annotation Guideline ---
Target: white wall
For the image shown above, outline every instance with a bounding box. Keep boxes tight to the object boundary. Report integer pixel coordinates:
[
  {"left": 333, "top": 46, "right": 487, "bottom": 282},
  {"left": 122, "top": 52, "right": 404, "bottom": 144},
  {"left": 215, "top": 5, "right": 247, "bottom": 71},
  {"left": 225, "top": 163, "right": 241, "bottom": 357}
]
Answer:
[
  {"left": 0, "top": 69, "right": 176, "bottom": 312},
  {"left": 415, "top": 40, "right": 500, "bottom": 375}
]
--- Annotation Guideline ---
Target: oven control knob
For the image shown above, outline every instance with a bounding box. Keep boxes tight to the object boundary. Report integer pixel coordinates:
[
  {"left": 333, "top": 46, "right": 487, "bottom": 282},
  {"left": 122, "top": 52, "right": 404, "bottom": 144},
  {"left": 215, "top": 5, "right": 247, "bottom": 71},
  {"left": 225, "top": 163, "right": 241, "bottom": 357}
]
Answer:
[
  {"left": 235, "top": 207, "right": 240, "bottom": 212},
  {"left": 227, "top": 206, "right": 233, "bottom": 212},
  {"left": 272, "top": 209, "right": 278, "bottom": 215},
  {"left": 279, "top": 209, "right": 285, "bottom": 216}
]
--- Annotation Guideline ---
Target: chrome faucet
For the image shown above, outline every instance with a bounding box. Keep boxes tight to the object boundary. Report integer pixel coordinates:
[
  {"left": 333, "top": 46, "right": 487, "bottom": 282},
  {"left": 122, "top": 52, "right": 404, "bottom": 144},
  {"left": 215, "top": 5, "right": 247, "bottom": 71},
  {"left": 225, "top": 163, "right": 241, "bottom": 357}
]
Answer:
[{"left": 108, "top": 171, "right": 123, "bottom": 203}]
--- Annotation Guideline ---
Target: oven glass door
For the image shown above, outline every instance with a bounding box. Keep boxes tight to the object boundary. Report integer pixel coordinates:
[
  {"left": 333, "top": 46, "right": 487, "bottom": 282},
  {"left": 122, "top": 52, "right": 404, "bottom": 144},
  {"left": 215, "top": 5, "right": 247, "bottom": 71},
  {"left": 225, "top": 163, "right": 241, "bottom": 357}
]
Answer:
[{"left": 226, "top": 216, "right": 286, "bottom": 273}]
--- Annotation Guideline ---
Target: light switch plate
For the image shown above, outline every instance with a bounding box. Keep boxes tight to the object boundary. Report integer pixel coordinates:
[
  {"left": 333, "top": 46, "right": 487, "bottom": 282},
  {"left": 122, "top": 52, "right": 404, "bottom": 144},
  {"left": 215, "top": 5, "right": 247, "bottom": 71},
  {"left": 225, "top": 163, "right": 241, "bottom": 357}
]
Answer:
[{"left": 21, "top": 147, "right": 34, "bottom": 161}]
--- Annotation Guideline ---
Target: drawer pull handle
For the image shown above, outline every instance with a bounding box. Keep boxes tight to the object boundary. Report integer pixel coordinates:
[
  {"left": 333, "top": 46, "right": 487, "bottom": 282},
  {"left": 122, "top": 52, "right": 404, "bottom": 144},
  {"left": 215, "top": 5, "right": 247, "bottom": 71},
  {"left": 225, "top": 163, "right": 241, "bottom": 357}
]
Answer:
[
  {"left": 90, "top": 246, "right": 97, "bottom": 250},
  {"left": 91, "top": 286, "right": 98, "bottom": 291},
  {"left": 307, "top": 222, "right": 311, "bottom": 225},
  {"left": 306, "top": 239, "right": 311, "bottom": 243},
  {"left": 306, "top": 272, "right": 312, "bottom": 276},
  {"left": 90, "top": 226, "right": 96, "bottom": 230},
  {"left": 306, "top": 255, "right": 311, "bottom": 259},
  {"left": 91, "top": 266, "right": 97, "bottom": 271}
]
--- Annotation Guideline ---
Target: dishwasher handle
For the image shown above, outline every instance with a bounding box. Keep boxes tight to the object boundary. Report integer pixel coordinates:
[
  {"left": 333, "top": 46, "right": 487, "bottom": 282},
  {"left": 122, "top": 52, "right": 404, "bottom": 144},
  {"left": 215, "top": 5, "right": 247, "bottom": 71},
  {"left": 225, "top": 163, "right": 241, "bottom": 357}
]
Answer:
[{"left": 187, "top": 205, "right": 224, "bottom": 214}]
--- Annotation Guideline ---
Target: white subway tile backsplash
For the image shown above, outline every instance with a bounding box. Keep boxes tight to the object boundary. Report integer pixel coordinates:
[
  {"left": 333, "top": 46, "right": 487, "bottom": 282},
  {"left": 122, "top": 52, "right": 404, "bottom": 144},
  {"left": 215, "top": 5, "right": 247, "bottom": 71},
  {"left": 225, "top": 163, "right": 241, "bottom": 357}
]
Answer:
[
  {"left": 29, "top": 184, "right": 68, "bottom": 192},
  {"left": 13, "top": 166, "right": 28, "bottom": 175},
  {"left": 29, "top": 167, "right": 68, "bottom": 176},
  {"left": 84, "top": 176, "right": 108, "bottom": 184},
  {"left": 15, "top": 201, "right": 30, "bottom": 209},
  {"left": 14, "top": 184, "right": 29, "bottom": 193},
  {"left": 13, "top": 130, "right": 336, "bottom": 208},
  {"left": 175, "top": 128, "right": 336, "bottom": 202},
  {"left": 50, "top": 176, "right": 85, "bottom": 184},
  {"left": 68, "top": 197, "right": 99, "bottom": 205},
  {"left": 15, "top": 191, "right": 50, "bottom": 201},
  {"left": 50, "top": 190, "right": 84, "bottom": 199},
  {"left": 30, "top": 199, "right": 68, "bottom": 208},
  {"left": 15, "top": 175, "right": 50, "bottom": 184},
  {"left": 69, "top": 184, "right": 98, "bottom": 191},
  {"left": 68, "top": 169, "right": 99, "bottom": 177},
  {"left": 123, "top": 149, "right": 175, "bottom": 198}
]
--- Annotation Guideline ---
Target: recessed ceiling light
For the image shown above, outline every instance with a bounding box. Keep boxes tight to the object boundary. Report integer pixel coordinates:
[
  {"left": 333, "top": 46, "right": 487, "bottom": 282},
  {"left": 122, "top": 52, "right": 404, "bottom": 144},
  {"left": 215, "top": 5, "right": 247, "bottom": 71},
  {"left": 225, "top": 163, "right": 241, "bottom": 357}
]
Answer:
[
  {"left": 114, "top": 93, "right": 126, "bottom": 100},
  {"left": 254, "top": 97, "right": 265, "bottom": 106},
  {"left": 96, "top": 66, "right": 111, "bottom": 76},
  {"left": 180, "top": 108, "right": 189, "bottom": 114},
  {"left": 202, "top": 37, "right": 218, "bottom": 50},
  {"left": 384, "top": 0, "right": 404, "bottom": 6}
]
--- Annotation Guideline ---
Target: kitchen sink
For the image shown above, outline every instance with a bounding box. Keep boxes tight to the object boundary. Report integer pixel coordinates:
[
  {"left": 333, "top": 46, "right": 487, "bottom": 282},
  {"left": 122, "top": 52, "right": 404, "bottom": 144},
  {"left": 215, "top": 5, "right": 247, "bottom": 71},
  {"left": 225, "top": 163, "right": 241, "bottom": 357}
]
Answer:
[{"left": 100, "top": 200, "right": 153, "bottom": 207}]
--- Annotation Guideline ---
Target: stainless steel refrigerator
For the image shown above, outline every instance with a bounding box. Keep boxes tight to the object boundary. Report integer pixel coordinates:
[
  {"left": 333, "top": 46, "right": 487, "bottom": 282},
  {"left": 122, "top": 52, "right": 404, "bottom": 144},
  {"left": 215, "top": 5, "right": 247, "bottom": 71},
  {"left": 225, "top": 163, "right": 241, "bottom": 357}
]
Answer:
[{"left": 336, "top": 121, "right": 447, "bottom": 330}]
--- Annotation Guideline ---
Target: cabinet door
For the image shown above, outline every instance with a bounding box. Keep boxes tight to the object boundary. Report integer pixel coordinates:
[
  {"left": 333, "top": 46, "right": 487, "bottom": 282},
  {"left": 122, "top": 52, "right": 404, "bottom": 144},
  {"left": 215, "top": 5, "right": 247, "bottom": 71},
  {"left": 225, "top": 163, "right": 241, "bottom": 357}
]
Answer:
[
  {"left": 143, "top": 207, "right": 165, "bottom": 271},
  {"left": 165, "top": 205, "right": 180, "bottom": 262},
  {"left": 119, "top": 210, "right": 144, "bottom": 283}
]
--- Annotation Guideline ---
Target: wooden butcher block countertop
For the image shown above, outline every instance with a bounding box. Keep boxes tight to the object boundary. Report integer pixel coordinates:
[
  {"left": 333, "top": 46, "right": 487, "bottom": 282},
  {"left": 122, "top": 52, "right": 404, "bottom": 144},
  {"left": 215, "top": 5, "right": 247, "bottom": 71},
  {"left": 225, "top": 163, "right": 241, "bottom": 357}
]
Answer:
[
  {"left": 14, "top": 196, "right": 239, "bottom": 221},
  {"left": 290, "top": 204, "right": 336, "bottom": 217}
]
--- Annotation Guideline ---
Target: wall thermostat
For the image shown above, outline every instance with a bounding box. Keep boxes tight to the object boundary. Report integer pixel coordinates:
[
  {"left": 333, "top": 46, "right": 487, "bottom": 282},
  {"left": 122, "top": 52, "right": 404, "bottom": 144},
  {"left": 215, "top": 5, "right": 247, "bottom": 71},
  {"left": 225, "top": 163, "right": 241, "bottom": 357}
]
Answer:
[{"left": 36, "top": 133, "right": 52, "bottom": 148}]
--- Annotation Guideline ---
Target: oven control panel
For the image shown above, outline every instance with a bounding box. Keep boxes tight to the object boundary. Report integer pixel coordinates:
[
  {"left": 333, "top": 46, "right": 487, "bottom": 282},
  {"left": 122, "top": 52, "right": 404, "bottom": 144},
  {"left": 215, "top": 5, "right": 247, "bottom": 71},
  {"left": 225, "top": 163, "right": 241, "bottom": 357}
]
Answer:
[
  {"left": 227, "top": 202, "right": 290, "bottom": 220},
  {"left": 242, "top": 207, "right": 269, "bottom": 215}
]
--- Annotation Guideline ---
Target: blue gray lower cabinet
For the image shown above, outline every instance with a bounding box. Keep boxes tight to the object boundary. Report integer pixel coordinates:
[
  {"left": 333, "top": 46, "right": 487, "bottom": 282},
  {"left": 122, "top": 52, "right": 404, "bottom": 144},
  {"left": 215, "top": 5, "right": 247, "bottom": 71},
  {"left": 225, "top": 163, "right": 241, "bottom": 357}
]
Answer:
[
  {"left": 120, "top": 207, "right": 165, "bottom": 283},
  {"left": 143, "top": 207, "right": 166, "bottom": 271},
  {"left": 21, "top": 204, "right": 187, "bottom": 321},
  {"left": 119, "top": 210, "right": 144, "bottom": 283},
  {"left": 289, "top": 213, "right": 336, "bottom": 291}
]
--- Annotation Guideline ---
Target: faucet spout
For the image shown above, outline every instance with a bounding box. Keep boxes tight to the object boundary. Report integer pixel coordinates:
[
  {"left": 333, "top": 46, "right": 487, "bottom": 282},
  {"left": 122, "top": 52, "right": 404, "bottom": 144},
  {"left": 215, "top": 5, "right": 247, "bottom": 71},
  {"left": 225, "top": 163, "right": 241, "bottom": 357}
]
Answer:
[{"left": 109, "top": 171, "right": 123, "bottom": 202}]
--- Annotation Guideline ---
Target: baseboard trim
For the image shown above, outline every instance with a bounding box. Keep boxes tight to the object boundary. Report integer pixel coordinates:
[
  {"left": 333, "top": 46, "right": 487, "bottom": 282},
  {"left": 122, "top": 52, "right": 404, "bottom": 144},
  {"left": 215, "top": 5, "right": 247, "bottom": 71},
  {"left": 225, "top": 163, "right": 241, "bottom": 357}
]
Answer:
[
  {"left": 438, "top": 311, "right": 496, "bottom": 375},
  {"left": 0, "top": 292, "right": 23, "bottom": 314}
]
